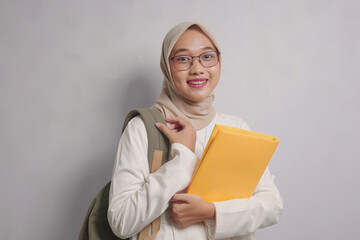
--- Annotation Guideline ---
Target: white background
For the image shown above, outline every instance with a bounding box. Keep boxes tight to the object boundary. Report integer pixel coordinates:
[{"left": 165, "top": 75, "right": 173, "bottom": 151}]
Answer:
[{"left": 1, "top": 0, "right": 359, "bottom": 239}]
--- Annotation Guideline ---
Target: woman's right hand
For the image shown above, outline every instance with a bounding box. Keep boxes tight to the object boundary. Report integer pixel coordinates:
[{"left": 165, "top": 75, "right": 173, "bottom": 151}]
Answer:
[{"left": 155, "top": 117, "right": 196, "bottom": 152}]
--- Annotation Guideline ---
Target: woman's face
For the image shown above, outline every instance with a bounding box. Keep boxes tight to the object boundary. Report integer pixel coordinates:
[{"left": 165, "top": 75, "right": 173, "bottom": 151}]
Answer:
[{"left": 169, "top": 28, "right": 220, "bottom": 102}]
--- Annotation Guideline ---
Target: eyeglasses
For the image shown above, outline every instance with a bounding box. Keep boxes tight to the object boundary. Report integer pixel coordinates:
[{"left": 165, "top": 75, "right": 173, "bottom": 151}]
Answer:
[{"left": 169, "top": 51, "right": 220, "bottom": 71}]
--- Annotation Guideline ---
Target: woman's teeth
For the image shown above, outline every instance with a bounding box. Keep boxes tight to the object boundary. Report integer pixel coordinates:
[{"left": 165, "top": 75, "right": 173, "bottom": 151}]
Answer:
[{"left": 187, "top": 80, "right": 207, "bottom": 85}]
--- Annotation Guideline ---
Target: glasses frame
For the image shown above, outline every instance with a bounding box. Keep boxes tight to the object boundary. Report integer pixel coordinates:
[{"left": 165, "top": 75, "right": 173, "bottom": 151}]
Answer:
[{"left": 169, "top": 51, "right": 221, "bottom": 71}]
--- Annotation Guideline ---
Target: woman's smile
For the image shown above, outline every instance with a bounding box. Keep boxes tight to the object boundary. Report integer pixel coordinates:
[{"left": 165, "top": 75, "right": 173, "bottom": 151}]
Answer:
[{"left": 187, "top": 78, "right": 208, "bottom": 88}]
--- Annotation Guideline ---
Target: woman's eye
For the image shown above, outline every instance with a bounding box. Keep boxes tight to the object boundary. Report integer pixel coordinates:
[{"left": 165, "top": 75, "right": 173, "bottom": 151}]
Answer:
[
  {"left": 175, "top": 56, "right": 191, "bottom": 62},
  {"left": 202, "top": 53, "right": 215, "bottom": 60}
]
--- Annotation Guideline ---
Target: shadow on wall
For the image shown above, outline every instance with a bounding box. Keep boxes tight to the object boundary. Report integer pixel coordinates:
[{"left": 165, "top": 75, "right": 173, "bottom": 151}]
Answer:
[{"left": 65, "top": 67, "right": 161, "bottom": 239}]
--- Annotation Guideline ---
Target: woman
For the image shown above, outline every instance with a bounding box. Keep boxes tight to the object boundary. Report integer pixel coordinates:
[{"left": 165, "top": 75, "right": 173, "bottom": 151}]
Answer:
[{"left": 108, "top": 22, "right": 283, "bottom": 240}]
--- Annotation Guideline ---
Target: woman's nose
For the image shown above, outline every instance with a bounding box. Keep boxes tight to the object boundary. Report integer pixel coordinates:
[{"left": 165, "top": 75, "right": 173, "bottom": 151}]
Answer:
[{"left": 189, "top": 57, "right": 204, "bottom": 75}]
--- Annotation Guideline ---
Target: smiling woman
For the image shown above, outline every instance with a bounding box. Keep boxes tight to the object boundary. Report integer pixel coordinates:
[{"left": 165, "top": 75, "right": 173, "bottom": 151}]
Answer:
[
  {"left": 107, "top": 22, "right": 283, "bottom": 240},
  {"left": 168, "top": 27, "right": 221, "bottom": 102}
]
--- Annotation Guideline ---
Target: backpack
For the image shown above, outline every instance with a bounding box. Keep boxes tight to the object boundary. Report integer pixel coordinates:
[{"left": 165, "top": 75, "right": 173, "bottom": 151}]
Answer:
[{"left": 78, "top": 108, "right": 169, "bottom": 240}]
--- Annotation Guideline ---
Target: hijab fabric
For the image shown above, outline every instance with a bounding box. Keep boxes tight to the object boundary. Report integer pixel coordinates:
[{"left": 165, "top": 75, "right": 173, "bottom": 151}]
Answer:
[{"left": 153, "top": 22, "right": 221, "bottom": 131}]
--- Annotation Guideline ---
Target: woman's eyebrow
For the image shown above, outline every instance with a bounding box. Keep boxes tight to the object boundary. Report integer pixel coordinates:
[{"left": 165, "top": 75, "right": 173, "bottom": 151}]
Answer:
[
  {"left": 202, "top": 46, "right": 215, "bottom": 51},
  {"left": 173, "top": 48, "right": 188, "bottom": 55},
  {"left": 173, "top": 46, "right": 215, "bottom": 56}
]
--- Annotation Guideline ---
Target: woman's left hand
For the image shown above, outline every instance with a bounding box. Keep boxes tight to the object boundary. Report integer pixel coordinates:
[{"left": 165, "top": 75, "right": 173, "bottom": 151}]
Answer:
[{"left": 169, "top": 193, "right": 215, "bottom": 228}]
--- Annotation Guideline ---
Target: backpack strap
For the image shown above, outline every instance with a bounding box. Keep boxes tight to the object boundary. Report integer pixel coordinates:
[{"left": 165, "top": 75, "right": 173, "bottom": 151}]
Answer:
[
  {"left": 122, "top": 108, "right": 169, "bottom": 240},
  {"left": 78, "top": 108, "right": 169, "bottom": 240},
  {"left": 122, "top": 108, "right": 169, "bottom": 171}
]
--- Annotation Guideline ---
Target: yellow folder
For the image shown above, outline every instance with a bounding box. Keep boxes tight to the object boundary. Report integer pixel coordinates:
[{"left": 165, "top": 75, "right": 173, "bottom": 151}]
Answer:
[{"left": 186, "top": 124, "right": 280, "bottom": 202}]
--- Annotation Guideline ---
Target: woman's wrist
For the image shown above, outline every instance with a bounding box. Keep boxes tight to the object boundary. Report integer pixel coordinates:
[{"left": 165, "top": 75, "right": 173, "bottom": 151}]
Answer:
[{"left": 205, "top": 202, "right": 216, "bottom": 220}]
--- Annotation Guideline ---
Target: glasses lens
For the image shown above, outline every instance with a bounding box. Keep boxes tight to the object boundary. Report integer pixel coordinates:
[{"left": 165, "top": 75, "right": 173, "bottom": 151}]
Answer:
[
  {"left": 199, "top": 51, "right": 218, "bottom": 67},
  {"left": 171, "top": 51, "right": 219, "bottom": 71},
  {"left": 172, "top": 55, "right": 192, "bottom": 70}
]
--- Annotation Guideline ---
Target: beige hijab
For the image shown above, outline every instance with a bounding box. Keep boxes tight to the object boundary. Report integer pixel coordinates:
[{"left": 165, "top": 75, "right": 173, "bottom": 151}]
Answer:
[{"left": 153, "top": 22, "right": 221, "bottom": 130}]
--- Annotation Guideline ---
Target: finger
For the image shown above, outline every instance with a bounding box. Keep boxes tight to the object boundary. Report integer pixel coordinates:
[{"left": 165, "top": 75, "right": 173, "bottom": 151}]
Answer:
[
  {"left": 155, "top": 122, "right": 173, "bottom": 138},
  {"left": 165, "top": 122, "right": 183, "bottom": 134},
  {"left": 169, "top": 124, "right": 179, "bottom": 131},
  {"left": 169, "top": 199, "right": 186, "bottom": 204},
  {"left": 171, "top": 193, "right": 190, "bottom": 203}
]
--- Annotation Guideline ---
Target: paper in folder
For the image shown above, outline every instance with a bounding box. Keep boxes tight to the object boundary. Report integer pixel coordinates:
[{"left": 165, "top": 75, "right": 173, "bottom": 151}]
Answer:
[{"left": 187, "top": 124, "right": 280, "bottom": 202}]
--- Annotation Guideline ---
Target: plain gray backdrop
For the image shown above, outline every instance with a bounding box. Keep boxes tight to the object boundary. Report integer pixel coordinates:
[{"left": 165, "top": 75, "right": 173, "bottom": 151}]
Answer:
[{"left": 1, "top": 0, "right": 359, "bottom": 239}]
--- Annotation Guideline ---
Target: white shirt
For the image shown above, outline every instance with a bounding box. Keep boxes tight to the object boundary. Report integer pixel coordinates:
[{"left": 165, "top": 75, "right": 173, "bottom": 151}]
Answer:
[{"left": 108, "top": 113, "right": 283, "bottom": 240}]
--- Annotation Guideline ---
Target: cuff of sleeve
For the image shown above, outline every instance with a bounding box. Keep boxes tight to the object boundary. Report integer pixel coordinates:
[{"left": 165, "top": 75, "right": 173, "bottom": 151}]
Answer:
[
  {"left": 210, "top": 201, "right": 229, "bottom": 238},
  {"left": 204, "top": 201, "right": 227, "bottom": 239},
  {"left": 204, "top": 218, "right": 216, "bottom": 240},
  {"left": 206, "top": 199, "right": 252, "bottom": 239}
]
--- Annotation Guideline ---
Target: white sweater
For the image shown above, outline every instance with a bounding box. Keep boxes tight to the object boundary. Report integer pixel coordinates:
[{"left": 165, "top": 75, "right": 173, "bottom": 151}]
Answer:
[{"left": 108, "top": 113, "right": 283, "bottom": 240}]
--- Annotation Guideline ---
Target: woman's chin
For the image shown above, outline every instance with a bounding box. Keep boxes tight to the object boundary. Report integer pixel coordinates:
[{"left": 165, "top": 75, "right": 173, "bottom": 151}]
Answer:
[{"left": 183, "top": 92, "right": 210, "bottom": 102}]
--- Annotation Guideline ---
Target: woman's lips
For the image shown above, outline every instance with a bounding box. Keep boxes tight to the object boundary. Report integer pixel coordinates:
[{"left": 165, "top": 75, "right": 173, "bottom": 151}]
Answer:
[{"left": 187, "top": 78, "right": 208, "bottom": 88}]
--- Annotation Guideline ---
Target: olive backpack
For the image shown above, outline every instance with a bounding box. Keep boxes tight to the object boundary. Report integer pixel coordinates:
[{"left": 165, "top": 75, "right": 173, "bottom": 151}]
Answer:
[{"left": 78, "top": 108, "right": 169, "bottom": 240}]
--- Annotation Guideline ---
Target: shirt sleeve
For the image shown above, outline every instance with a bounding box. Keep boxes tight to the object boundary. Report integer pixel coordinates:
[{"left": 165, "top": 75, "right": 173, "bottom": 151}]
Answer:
[
  {"left": 107, "top": 116, "right": 198, "bottom": 239},
  {"left": 204, "top": 168, "right": 284, "bottom": 239},
  {"left": 204, "top": 117, "right": 284, "bottom": 239}
]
